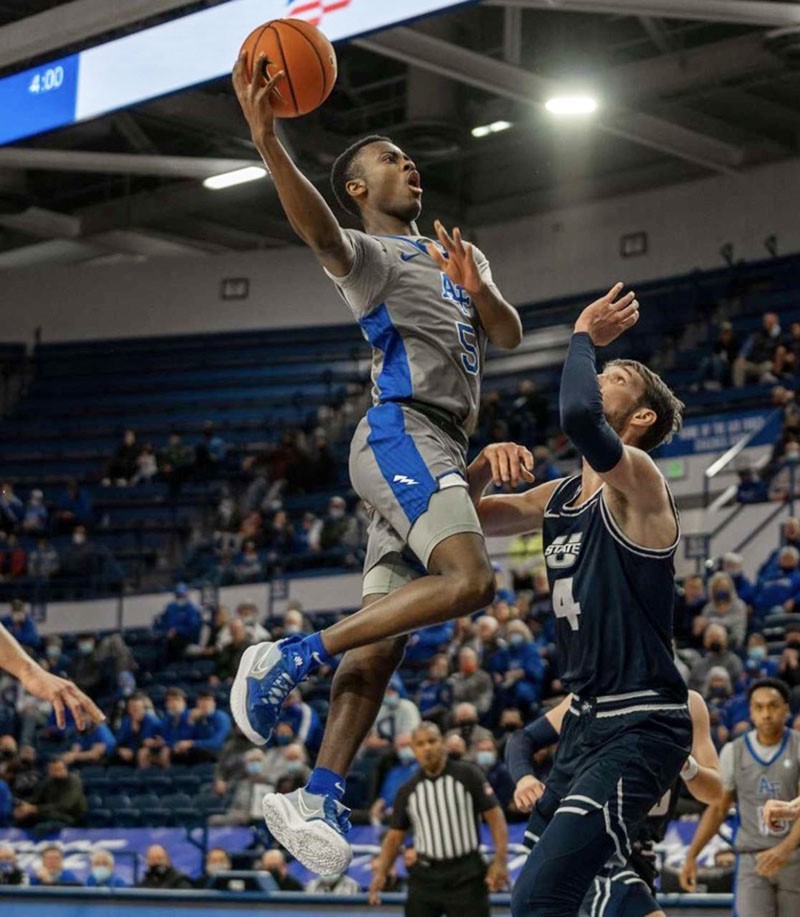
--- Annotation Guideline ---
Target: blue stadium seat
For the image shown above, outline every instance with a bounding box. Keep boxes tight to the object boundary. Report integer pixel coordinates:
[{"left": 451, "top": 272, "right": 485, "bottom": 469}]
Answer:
[
  {"left": 87, "top": 809, "right": 113, "bottom": 828},
  {"left": 114, "top": 809, "right": 144, "bottom": 828},
  {"left": 140, "top": 773, "right": 172, "bottom": 794},
  {"left": 171, "top": 774, "right": 201, "bottom": 795},
  {"left": 162, "top": 793, "right": 193, "bottom": 809},
  {"left": 139, "top": 806, "right": 171, "bottom": 827},
  {"left": 103, "top": 793, "right": 132, "bottom": 810},
  {"left": 130, "top": 793, "right": 161, "bottom": 809}
]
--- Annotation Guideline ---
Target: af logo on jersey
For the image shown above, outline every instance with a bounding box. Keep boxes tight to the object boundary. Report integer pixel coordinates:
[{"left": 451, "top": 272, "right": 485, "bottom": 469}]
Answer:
[{"left": 545, "top": 533, "right": 583, "bottom": 570}]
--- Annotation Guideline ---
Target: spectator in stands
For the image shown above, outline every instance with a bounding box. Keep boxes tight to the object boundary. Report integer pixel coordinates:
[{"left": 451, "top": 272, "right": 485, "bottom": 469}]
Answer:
[
  {"left": 86, "top": 850, "right": 125, "bottom": 888},
  {"left": 369, "top": 734, "right": 419, "bottom": 826},
  {"left": 0, "top": 845, "right": 27, "bottom": 885},
  {"left": 306, "top": 869, "right": 360, "bottom": 896},
  {"left": 28, "top": 537, "right": 59, "bottom": 580},
  {"left": 0, "top": 777, "right": 11, "bottom": 827},
  {"left": 260, "top": 733, "right": 310, "bottom": 790},
  {"left": 451, "top": 647, "right": 494, "bottom": 716},
  {"left": 21, "top": 489, "right": 47, "bottom": 534},
  {"left": 230, "top": 539, "right": 263, "bottom": 583},
  {"left": 778, "top": 624, "right": 800, "bottom": 708},
  {"left": 139, "top": 845, "right": 192, "bottom": 890},
  {"left": 106, "top": 429, "right": 140, "bottom": 485},
  {"left": 488, "top": 620, "right": 545, "bottom": 713},
  {"left": 416, "top": 654, "right": 453, "bottom": 728},
  {"left": 261, "top": 850, "right": 304, "bottom": 892},
  {"left": 61, "top": 720, "right": 117, "bottom": 767},
  {"left": 474, "top": 736, "right": 515, "bottom": 812},
  {"left": 496, "top": 708, "right": 525, "bottom": 759},
  {"left": 1, "top": 600, "right": 38, "bottom": 651},
  {"left": 293, "top": 511, "right": 319, "bottom": 555},
  {"left": 279, "top": 604, "right": 310, "bottom": 638},
  {"left": 30, "top": 844, "right": 80, "bottom": 887},
  {"left": 154, "top": 582, "right": 202, "bottom": 661},
  {"left": 237, "top": 601, "right": 271, "bottom": 643},
  {"left": 171, "top": 689, "right": 230, "bottom": 765},
  {"left": 161, "top": 432, "right": 194, "bottom": 491},
  {"left": 694, "top": 572, "right": 748, "bottom": 648},
  {"left": 209, "top": 747, "right": 272, "bottom": 826},
  {"left": 54, "top": 481, "right": 92, "bottom": 532},
  {"left": 144, "top": 687, "right": 193, "bottom": 769},
  {"left": 444, "top": 733, "right": 468, "bottom": 761},
  {"left": 1, "top": 742, "right": 39, "bottom": 802},
  {"left": 449, "top": 703, "right": 494, "bottom": 759},
  {"left": 701, "top": 666, "right": 735, "bottom": 746},
  {"left": 689, "top": 623, "right": 744, "bottom": 690},
  {"left": 130, "top": 445, "right": 158, "bottom": 486},
  {"left": 768, "top": 439, "right": 800, "bottom": 501},
  {"left": 310, "top": 496, "right": 360, "bottom": 564},
  {"left": 67, "top": 633, "right": 106, "bottom": 696},
  {"left": 273, "top": 742, "right": 311, "bottom": 795},
  {"left": 212, "top": 487, "right": 241, "bottom": 559},
  {"left": 735, "top": 466, "right": 767, "bottom": 504},
  {"left": 194, "top": 422, "right": 228, "bottom": 476},
  {"left": 0, "top": 533, "right": 26, "bottom": 580},
  {"left": 0, "top": 483, "right": 23, "bottom": 534},
  {"left": 674, "top": 575, "right": 707, "bottom": 645},
  {"left": 195, "top": 848, "right": 232, "bottom": 890},
  {"left": 508, "top": 534, "right": 544, "bottom": 592},
  {"left": 404, "top": 620, "right": 454, "bottom": 668},
  {"left": 721, "top": 552, "right": 755, "bottom": 607},
  {"left": 14, "top": 758, "right": 87, "bottom": 835},
  {"left": 759, "top": 517, "right": 800, "bottom": 579},
  {"left": 279, "top": 689, "right": 323, "bottom": 756},
  {"left": 694, "top": 321, "right": 739, "bottom": 390},
  {"left": 733, "top": 311, "right": 783, "bottom": 386},
  {"left": 114, "top": 693, "right": 161, "bottom": 767},
  {"left": 741, "top": 632, "right": 778, "bottom": 686},
  {"left": 754, "top": 545, "right": 800, "bottom": 620},
  {"left": 213, "top": 618, "right": 252, "bottom": 684},
  {"left": 305, "top": 430, "right": 338, "bottom": 492},
  {"left": 263, "top": 510, "right": 295, "bottom": 567},
  {"left": 531, "top": 446, "right": 561, "bottom": 484},
  {"left": 372, "top": 681, "right": 421, "bottom": 746}
]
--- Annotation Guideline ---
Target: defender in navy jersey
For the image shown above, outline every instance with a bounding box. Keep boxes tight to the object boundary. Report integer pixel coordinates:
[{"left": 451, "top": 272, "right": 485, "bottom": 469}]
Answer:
[
  {"left": 230, "top": 55, "right": 523, "bottom": 875},
  {"left": 468, "top": 283, "right": 692, "bottom": 916},
  {"left": 505, "top": 690, "right": 721, "bottom": 917}
]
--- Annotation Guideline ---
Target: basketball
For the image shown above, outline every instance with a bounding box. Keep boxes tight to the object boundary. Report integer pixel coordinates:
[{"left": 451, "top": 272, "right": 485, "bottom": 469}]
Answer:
[{"left": 239, "top": 18, "right": 337, "bottom": 118}]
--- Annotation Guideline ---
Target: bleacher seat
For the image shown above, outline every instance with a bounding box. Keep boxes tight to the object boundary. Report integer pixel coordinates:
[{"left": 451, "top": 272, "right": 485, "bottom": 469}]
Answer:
[{"left": 86, "top": 809, "right": 113, "bottom": 828}]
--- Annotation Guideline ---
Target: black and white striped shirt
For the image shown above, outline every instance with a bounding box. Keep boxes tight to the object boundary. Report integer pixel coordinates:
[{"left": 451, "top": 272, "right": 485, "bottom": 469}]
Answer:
[{"left": 391, "top": 759, "right": 498, "bottom": 861}]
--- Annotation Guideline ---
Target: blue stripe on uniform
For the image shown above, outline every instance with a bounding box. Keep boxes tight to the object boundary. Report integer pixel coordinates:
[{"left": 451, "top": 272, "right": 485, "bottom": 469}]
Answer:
[
  {"left": 366, "top": 403, "right": 437, "bottom": 525},
  {"left": 359, "top": 303, "right": 412, "bottom": 401}
]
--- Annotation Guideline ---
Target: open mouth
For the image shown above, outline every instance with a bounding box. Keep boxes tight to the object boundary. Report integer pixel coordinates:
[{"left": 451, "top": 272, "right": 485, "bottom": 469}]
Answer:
[{"left": 407, "top": 170, "right": 423, "bottom": 194}]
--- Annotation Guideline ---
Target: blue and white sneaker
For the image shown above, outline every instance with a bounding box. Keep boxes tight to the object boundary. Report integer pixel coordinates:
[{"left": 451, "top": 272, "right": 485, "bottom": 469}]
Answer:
[
  {"left": 230, "top": 638, "right": 307, "bottom": 746},
  {"left": 262, "top": 787, "right": 352, "bottom": 875}
]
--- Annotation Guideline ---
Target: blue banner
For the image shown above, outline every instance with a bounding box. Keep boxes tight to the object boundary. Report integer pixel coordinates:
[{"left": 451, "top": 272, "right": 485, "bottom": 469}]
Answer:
[{"left": 657, "top": 408, "right": 779, "bottom": 457}]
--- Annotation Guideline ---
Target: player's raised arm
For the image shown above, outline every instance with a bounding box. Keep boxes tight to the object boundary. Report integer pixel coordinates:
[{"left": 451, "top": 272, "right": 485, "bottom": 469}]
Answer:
[
  {"left": 560, "top": 283, "right": 682, "bottom": 524},
  {"left": 232, "top": 53, "right": 353, "bottom": 277},
  {"left": 683, "top": 690, "right": 723, "bottom": 806}
]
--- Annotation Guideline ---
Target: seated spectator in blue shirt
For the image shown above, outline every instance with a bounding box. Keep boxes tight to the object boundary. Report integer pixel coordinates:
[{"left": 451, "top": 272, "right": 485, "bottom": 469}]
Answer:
[
  {"left": 86, "top": 850, "right": 126, "bottom": 888},
  {"left": 404, "top": 620, "right": 454, "bottom": 667},
  {"left": 142, "top": 687, "right": 195, "bottom": 770},
  {"left": 735, "top": 467, "right": 767, "bottom": 504},
  {"left": 113, "top": 694, "right": 161, "bottom": 768},
  {"left": 279, "top": 689, "right": 323, "bottom": 757},
  {"left": 722, "top": 552, "right": 755, "bottom": 607},
  {"left": 0, "top": 482, "right": 23, "bottom": 534},
  {"left": 368, "top": 734, "right": 418, "bottom": 825},
  {"left": 30, "top": 845, "right": 81, "bottom": 887},
  {"left": 21, "top": 489, "right": 48, "bottom": 535},
  {"left": 1, "top": 600, "right": 39, "bottom": 651},
  {"left": 0, "top": 779, "right": 12, "bottom": 827},
  {"left": 488, "top": 620, "right": 545, "bottom": 713},
  {"left": 475, "top": 736, "right": 516, "bottom": 813},
  {"left": 171, "top": 690, "right": 231, "bottom": 765},
  {"left": 416, "top": 654, "right": 453, "bottom": 728},
  {"left": 41, "top": 635, "right": 70, "bottom": 676},
  {"left": 62, "top": 722, "right": 117, "bottom": 768},
  {"left": 154, "top": 582, "right": 202, "bottom": 661},
  {"left": 231, "top": 540, "right": 263, "bottom": 583},
  {"left": 738, "top": 633, "right": 779, "bottom": 692},
  {"left": 194, "top": 421, "right": 228, "bottom": 474},
  {"left": 758, "top": 518, "right": 800, "bottom": 581},
  {"left": 754, "top": 546, "right": 800, "bottom": 619},
  {"left": 54, "top": 480, "right": 93, "bottom": 533}
]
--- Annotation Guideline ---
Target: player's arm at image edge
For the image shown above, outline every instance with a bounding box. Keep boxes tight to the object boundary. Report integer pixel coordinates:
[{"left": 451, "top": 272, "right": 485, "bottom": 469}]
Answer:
[
  {"left": 473, "top": 481, "right": 562, "bottom": 538},
  {"left": 684, "top": 690, "right": 724, "bottom": 805},
  {"left": 256, "top": 132, "right": 354, "bottom": 277}
]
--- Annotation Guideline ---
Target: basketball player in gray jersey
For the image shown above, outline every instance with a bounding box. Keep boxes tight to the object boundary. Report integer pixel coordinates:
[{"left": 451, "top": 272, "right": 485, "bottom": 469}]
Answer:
[
  {"left": 230, "top": 53, "right": 523, "bottom": 876},
  {"left": 681, "top": 679, "right": 800, "bottom": 915}
]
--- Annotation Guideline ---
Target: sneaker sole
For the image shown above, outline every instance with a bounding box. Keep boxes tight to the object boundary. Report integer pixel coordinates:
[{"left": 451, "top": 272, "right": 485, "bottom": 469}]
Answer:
[
  {"left": 263, "top": 792, "right": 352, "bottom": 875},
  {"left": 230, "top": 642, "right": 275, "bottom": 746}
]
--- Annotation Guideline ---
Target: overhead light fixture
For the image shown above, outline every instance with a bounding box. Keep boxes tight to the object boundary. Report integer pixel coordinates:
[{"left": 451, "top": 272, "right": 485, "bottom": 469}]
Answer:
[
  {"left": 203, "top": 166, "right": 267, "bottom": 190},
  {"left": 545, "top": 95, "right": 598, "bottom": 116},
  {"left": 471, "top": 120, "right": 513, "bottom": 139}
]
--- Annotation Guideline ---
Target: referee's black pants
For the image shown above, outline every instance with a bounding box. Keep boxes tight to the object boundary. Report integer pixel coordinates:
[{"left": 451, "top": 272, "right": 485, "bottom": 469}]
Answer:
[{"left": 405, "top": 854, "right": 490, "bottom": 917}]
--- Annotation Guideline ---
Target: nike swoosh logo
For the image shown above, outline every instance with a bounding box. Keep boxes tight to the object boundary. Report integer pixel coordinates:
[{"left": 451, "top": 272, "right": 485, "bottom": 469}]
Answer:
[
  {"left": 400, "top": 251, "right": 422, "bottom": 262},
  {"left": 250, "top": 646, "right": 275, "bottom": 677}
]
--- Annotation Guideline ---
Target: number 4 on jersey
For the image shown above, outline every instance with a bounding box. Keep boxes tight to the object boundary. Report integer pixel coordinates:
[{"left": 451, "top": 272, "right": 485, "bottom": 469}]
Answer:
[{"left": 553, "top": 577, "right": 581, "bottom": 631}]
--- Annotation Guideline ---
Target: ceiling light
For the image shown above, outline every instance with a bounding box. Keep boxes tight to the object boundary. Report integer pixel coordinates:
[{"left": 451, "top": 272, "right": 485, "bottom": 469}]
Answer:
[
  {"left": 471, "top": 120, "right": 513, "bottom": 139},
  {"left": 545, "top": 95, "right": 598, "bottom": 116},
  {"left": 203, "top": 166, "right": 267, "bottom": 190}
]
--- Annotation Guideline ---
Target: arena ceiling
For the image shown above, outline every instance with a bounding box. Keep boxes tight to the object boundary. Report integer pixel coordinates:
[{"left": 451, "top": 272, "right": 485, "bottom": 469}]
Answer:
[{"left": 0, "top": 0, "right": 799, "bottom": 267}]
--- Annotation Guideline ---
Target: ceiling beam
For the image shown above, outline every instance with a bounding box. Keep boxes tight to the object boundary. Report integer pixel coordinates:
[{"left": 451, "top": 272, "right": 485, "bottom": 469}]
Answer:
[
  {"left": 355, "top": 27, "right": 744, "bottom": 173},
  {"left": 0, "top": 0, "right": 196, "bottom": 70},
  {"left": 0, "top": 148, "right": 260, "bottom": 178},
  {"left": 637, "top": 16, "right": 673, "bottom": 55},
  {"left": 485, "top": 0, "right": 800, "bottom": 28}
]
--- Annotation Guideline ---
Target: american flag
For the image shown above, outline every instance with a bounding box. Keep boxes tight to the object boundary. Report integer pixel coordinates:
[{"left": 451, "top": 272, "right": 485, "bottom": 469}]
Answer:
[{"left": 285, "top": 0, "right": 352, "bottom": 27}]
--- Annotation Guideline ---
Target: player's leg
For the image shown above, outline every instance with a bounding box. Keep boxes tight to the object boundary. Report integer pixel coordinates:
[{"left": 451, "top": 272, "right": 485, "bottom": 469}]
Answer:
[
  {"left": 735, "top": 853, "right": 778, "bottom": 917},
  {"left": 774, "top": 849, "right": 800, "bottom": 917},
  {"left": 577, "top": 873, "right": 663, "bottom": 917}
]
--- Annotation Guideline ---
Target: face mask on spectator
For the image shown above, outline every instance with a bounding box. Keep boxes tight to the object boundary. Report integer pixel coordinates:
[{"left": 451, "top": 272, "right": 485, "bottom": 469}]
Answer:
[
  {"left": 329, "top": 509, "right": 345, "bottom": 521},
  {"left": 508, "top": 633, "right": 525, "bottom": 647},
  {"left": 275, "top": 734, "right": 292, "bottom": 747},
  {"left": 397, "top": 747, "right": 416, "bottom": 765},
  {"left": 748, "top": 646, "right": 767, "bottom": 662},
  {"left": 46, "top": 645, "right": 61, "bottom": 661},
  {"left": 713, "top": 590, "right": 731, "bottom": 603},
  {"left": 73, "top": 532, "right": 86, "bottom": 546},
  {"left": 284, "top": 760, "right": 305, "bottom": 775},
  {"left": 150, "top": 865, "right": 168, "bottom": 877},
  {"left": 92, "top": 866, "right": 111, "bottom": 883},
  {"left": 385, "top": 694, "right": 399, "bottom": 710},
  {"left": 708, "top": 686, "right": 729, "bottom": 700},
  {"left": 458, "top": 722, "right": 476, "bottom": 741},
  {"left": 78, "top": 641, "right": 94, "bottom": 655},
  {"left": 708, "top": 640, "right": 723, "bottom": 654},
  {"left": 245, "top": 760, "right": 263, "bottom": 776},
  {"left": 283, "top": 624, "right": 301, "bottom": 635},
  {"left": 176, "top": 597, "right": 187, "bottom": 606},
  {"left": 476, "top": 751, "right": 497, "bottom": 769},
  {"left": 206, "top": 864, "right": 223, "bottom": 877}
]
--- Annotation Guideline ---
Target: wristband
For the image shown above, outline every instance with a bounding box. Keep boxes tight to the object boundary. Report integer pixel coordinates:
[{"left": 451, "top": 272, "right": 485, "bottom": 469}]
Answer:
[{"left": 681, "top": 754, "right": 699, "bottom": 782}]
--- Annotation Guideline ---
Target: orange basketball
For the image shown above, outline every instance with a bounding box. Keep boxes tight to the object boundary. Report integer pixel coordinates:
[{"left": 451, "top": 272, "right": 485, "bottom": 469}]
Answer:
[{"left": 240, "top": 18, "right": 337, "bottom": 119}]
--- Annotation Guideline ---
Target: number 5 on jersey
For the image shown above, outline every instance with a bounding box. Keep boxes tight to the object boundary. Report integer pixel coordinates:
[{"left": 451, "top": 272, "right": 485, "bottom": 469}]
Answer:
[
  {"left": 553, "top": 577, "right": 581, "bottom": 631},
  {"left": 455, "top": 321, "right": 479, "bottom": 375}
]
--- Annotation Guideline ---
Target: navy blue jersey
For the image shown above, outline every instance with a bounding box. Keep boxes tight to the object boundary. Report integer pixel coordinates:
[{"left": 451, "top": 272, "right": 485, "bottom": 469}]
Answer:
[{"left": 543, "top": 475, "right": 686, "bottom": 702}]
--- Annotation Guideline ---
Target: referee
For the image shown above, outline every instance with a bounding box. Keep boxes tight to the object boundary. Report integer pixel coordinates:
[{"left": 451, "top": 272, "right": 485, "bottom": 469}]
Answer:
[{"left": 369, "top": 721, "right": 508, "bottom": 916}]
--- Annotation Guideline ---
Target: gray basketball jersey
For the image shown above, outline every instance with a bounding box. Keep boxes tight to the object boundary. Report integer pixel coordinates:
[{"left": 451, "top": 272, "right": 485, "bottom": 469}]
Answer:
[
  {"left": 324, "top": 229, "right": 492, "bottom": 434},
  {"left": 729, "top": 729, "right": 800, "bottom": 852}
]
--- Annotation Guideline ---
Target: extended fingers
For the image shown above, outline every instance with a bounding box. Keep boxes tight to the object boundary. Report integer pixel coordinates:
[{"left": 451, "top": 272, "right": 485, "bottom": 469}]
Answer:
[
  {"left": 434, "top": 220, "right": 456, "bottom": 253},
  {"left": 52, "top": 694, "right": 66, "bottom": 730},
  {"left": 425, "top": 242, "right": 446, "bottom": 268}
]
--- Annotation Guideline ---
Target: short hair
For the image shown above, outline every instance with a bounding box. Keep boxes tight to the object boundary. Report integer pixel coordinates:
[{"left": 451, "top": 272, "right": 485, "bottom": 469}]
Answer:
[
  {"left": 604, "top": 358, "right": 684, "bottom": 452},
  {"left": 748, "top": 678, "right": 790, "bottom": 705},
  {"left": 330, "top": 135, "right": 392, "bottom": 216},
  {"left": 196, "top": 689, "right": 214, "bottom": 701},
  {"left": 165, "top": 687, "right": 186, "bottom": 701},
  {"left": 42, "top": 844, "right": 63, "bottom": 856},
  {"left": 412, "top": 721, "right": 441, "bottom": 741}
]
